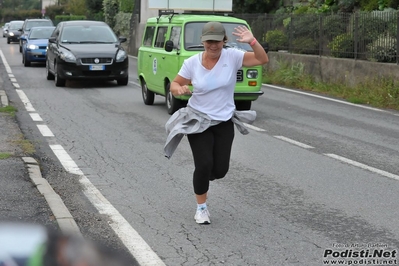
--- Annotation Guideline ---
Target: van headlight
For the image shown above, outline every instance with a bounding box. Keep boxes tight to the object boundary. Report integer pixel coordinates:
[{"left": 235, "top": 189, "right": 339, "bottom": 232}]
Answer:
[
  {"left": 246, "top": 69, "right": 258, "bottom": 79},
  {"left": 116, "top": 50, "right": 127, "bottom": 62}
]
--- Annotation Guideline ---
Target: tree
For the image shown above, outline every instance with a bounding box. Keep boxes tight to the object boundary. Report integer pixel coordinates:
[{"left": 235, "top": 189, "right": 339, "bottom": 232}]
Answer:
[
  {"left": 66, "top": 0, "right": 86, "bottom": 15},
  {"left": 86, "top": 0, "right": 103, "bottom": 13},
  {"left": 233, "top": 0, "right": 275, "bottom": 13}
]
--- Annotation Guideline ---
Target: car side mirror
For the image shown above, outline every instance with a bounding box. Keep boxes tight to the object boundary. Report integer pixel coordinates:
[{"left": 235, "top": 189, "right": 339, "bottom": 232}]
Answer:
[
  {"left": 119, "top": 36, "right": 127, "bottom": 43},
  {"left": 165, "top": 40, "right": 174, "bottom": 52},
  {"left": 48, "top": 36, "right": 56, "bottom": 43},
  {"left": 261, "top": 42, "right": 269, "bottom": 53},
  {"left": 18, "top": 28, "right": 22, "bottom": 32}
]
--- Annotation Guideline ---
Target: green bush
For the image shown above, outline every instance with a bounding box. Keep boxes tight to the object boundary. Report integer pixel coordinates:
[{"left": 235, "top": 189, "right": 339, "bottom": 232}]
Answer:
[
  {"left": 286, "top": 13, "right": 320, "bottom": 40},
  {"left": 265, "top": 29, "right": 288, "bottom": 51},
  {"left": 119, "top": 0, "right": 133, "bottom": 13},
  {"left": 103, "top": 0, "right": 119, "bottom": 28},
  {"left": 366, "top": 33, "right": 396, "bottom": 62},
  {"left": 292, "top": 37, "right": 319, "bottom": 55},
  {"left": 45, "top": 5, "right": 66, "bottom": 21},
  {"left": 114, "top": 12, "right": 131, "bottom": 39},
  {"left": 322, "top": 13, "right": 348, "bottom": 38},
  {"left": 55, "top": 15, "right": 87, "bottom": 21},
  {"left": 359, "top": 0, "right": 379, "bottom": 11},
  {"left": 250, "top": 15, "right": 268, "bottom": 42},
  {"left": 86, "top": 11, "right": 104, "bottom": 21},
  {"left": 350, "top": 12, "right": 387, "bottom": 44},
  {"left": 328, "top": 33, "right": 355, "bottom": 58}
]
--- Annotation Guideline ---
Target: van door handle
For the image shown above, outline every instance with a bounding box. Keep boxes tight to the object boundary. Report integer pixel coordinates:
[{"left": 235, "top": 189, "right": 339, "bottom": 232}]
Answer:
[
  {"left": 162, "top": 56, "right": 165, "bottom": 59},
  {"left": 149, "top": 54, "right": 152, "bottom": 57}
]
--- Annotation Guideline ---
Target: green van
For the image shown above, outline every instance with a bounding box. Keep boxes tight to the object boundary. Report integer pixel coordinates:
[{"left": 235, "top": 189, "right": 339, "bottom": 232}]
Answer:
[{"left": 137, "top": 10, "right": 267, "bottom": 114}]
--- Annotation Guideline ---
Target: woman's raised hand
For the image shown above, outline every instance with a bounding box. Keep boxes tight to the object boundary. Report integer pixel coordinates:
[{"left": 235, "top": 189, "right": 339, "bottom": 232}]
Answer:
[{"left": 232, "top": 26, "right": 255, "bottom": 44}]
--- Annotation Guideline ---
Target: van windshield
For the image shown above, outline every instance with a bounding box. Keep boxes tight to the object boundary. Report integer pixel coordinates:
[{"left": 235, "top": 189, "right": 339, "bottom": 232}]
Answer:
[{"left": 184, "top": 22, "right": 252, "bottom": 52}]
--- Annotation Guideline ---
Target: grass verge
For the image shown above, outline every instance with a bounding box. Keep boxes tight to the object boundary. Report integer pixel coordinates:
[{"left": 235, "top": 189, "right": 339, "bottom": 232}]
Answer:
[
  {"left": 13, "top": 137, "right": 35, "bottom": 155},
  {"left": 263, "top": 61, "right": 399, "bottom": 111},
  {"left": 0, "top": 153, "right": 12, "bottom": 160},
  {"left": 0, "top": 105, "right": 17, "bottom": 116}
]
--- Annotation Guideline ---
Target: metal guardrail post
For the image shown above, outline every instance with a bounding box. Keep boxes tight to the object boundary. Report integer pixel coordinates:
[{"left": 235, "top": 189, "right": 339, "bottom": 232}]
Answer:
[
  {"left": 319, "top": 14, "right": 322, "bottom": 57},
  {"left": 397, "top": 12, "right": 399, "bottom": 65},
  {"left": 354, "top": 12, "right": 358, "bottom": 60}
]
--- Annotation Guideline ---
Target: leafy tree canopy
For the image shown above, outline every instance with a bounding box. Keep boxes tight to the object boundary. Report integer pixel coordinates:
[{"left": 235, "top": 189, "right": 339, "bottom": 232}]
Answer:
[{"left": 233, "top": 0, "right": 275, "bottom": 13}]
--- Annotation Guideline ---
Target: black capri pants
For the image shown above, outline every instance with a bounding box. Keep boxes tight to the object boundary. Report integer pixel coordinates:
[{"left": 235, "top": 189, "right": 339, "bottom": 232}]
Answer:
[{"left": 187, "top": 119, "right": 235, "bottom": 195}]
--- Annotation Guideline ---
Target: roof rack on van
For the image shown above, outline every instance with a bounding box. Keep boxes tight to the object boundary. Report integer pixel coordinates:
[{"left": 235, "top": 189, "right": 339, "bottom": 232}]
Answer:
[
  {"left": 183, "top": 10, "right": 232, "bottom": 16},
  {"left": 157, "top": 9, "right": 178, "bottom": 23},
  {"left": 156, "top": 9, "right": 232, "bottom": 23}
]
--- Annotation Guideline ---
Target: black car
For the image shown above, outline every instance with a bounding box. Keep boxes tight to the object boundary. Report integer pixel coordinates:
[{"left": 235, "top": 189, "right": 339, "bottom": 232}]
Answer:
[
  {"left": 19, "top": 18, "right": 54, "bottom": 52},
  {"left": 46, "top": 20, "right": 129, "bottom": 87},
  {"left": 7, "top": 20, "right": 24, "bottom": 44}
]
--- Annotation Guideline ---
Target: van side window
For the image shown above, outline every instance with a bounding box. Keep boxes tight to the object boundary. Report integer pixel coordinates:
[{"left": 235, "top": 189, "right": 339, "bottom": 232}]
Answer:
[
  {"left": 154, "top": 26, "right": 168, "bottom": 48},
  {"left": 169, "top": 27, "right": 181, "bottom": 49},
  {"left": 143, "top": 26, "right": 155, "bottom": 47}
]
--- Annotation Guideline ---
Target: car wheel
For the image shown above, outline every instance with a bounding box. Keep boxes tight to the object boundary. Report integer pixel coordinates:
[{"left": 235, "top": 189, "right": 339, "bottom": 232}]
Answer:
[
  {"left": 23, "top": 53, "right": 30, "bottom": 67},
  {"left": 117, "top": 76, "right": 129, "bottom": 86},
  {"left": 166, "top": 83, "right": 183, "bottom": 115},
  {"left": 46, "top": 59, "right": 55, "bottom": 80},
  {"left": 7, "top": 38, "right": 10, "bottom": 44},
  {"left": 54, "top": 63, "right": 66, "bottom": 87},
  {"left": 141, "top": 79, "right": 154, "bottom": 105},
  {"left": 235, "top": 101, "right": 252, "bottom": 111},
  {"left": 19, "top": 44, "right": 22, "bottom": 53}
]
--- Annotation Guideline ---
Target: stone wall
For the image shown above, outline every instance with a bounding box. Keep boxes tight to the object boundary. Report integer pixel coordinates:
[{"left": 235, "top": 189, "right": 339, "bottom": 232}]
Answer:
[{"left": 266, "top": 52, "right": 399, "bottom": 87}]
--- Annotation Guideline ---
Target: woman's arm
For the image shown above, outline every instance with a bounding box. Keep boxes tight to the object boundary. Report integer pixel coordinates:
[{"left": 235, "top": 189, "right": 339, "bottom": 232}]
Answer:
[
  {"left": 232, "top": 26, "right": 269, "bottom": 67},
  {"left": 242, "top": 39, "right": 269, "bottom": 67},
  {"left": 170, "top": 75, "right": 192, "bottom": 96}
]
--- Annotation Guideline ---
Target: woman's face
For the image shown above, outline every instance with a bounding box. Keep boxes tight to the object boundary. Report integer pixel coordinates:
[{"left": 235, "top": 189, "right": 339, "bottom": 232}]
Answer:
[{"left": 203, "top": 40, "right": 224, "bottom": 58}]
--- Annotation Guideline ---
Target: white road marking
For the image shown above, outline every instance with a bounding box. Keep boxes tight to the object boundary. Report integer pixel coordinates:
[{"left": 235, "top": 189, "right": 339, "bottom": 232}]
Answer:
[
  {"left": 10, "top": 78, "right": 16, "bottom": 83},
  {"left": 129, "top": 80, "right": 141, "bottom": 87},
  {"left": 274, "top": 135, "right": 314, "bottom": 149},
  {"left": 50, "top": 144, "right": 167, "bottom": 266},
  {"left": 29, "top": 113, "right": 43, "bottom": 122},
  {"left": 324, "top": 153, "right": 399, "bottom": 181},
  {"left": 264, "top": 84, "right": 391, "bottom": 113},
  {"left": 0, "top": 50, "right": 12, "bottom": 73},
  {"left": 244, "top": 122, "right": 266, "bottom": 132},
  {"left": 50, "top": 145, "right": 84, "bottom": 175},
  {"left": 37, "top": 125, "right": 54, "bottom": 137},
  {"left": 15, "top": 89, "right": 35, "bottom": 111}
]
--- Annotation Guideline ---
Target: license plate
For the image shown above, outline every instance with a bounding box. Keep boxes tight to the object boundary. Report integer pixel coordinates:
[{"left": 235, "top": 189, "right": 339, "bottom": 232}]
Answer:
[{"left": 90, "top": 65, "right": 105, "bottom": 71}]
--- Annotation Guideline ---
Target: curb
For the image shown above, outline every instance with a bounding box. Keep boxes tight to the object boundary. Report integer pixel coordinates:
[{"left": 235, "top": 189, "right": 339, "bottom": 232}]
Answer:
[
  {"left": 0, "top": 89, "right": 81, "bottom": 236},
  {"left": 22, "top": 157, "right": 82, "bottom": 236},
  {"left": 0, "top": 90, "right": 8, "bottom": 107}
]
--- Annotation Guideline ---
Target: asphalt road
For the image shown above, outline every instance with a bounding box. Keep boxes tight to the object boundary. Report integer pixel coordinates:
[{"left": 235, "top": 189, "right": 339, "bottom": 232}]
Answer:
[{"left": 1, "top": 32, "right": 399, "bottom": 266}]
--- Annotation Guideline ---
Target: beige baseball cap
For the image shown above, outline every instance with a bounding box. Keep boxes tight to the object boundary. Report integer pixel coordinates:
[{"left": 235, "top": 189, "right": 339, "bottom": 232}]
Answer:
[{"left": 201, "top": 21, "right": 226, "bottom": 42}]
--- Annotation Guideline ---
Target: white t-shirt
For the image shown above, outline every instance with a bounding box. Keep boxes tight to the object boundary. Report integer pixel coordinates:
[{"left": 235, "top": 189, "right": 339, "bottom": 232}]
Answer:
[{"left": 178, "top": 48, "right": 245, "bottom": 121}]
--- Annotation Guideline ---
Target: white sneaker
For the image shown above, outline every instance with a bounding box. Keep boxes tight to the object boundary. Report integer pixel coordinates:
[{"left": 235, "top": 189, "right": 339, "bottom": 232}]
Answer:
[{"left": 194, "top": 208, "right": 211, "bottom": 224}]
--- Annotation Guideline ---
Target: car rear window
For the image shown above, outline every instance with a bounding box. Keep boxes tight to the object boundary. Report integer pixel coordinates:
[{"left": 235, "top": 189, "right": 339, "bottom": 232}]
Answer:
[
  {"left": 9, "top": 22, "right": 23, "bottom": 30},
  {"left": 25, "top": 21, "right": 53, "bottom": 31},
  {"left": 29, "top": 28, "right": 55, "bottom": 39}
]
